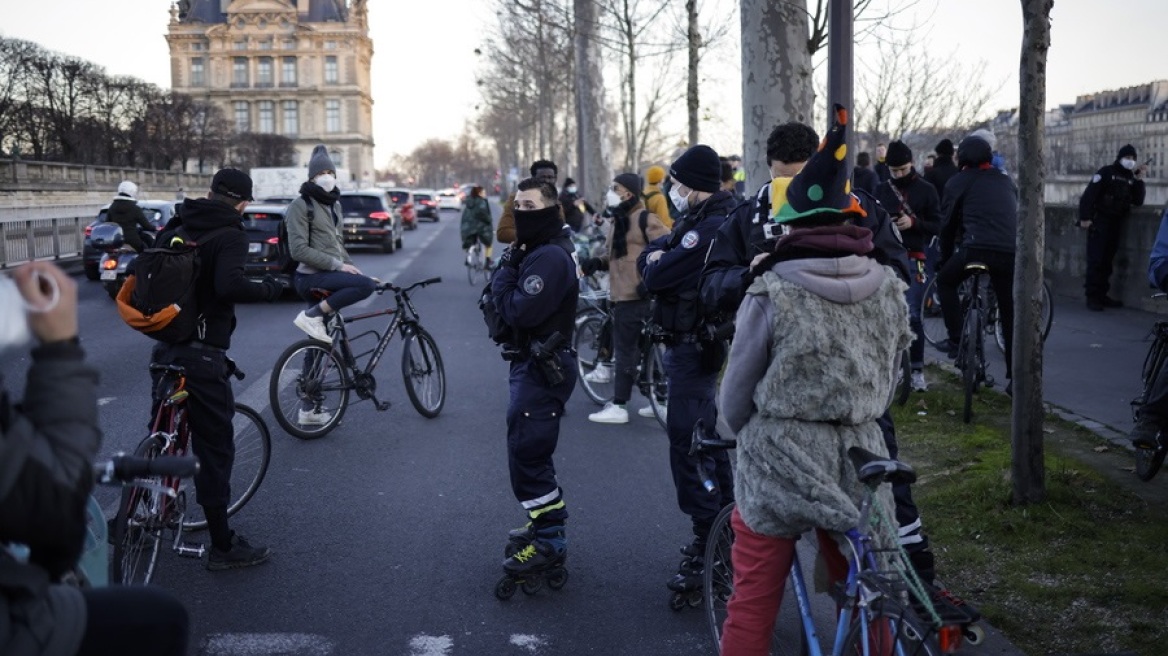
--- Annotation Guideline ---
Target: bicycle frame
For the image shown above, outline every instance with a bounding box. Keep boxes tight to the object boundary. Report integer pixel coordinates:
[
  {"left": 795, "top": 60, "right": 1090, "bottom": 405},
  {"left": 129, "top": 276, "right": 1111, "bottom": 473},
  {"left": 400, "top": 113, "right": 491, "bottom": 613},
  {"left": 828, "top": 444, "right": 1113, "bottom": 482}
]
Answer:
[{"left": 330, "top": 285, "right": 428, "bottom": 387}]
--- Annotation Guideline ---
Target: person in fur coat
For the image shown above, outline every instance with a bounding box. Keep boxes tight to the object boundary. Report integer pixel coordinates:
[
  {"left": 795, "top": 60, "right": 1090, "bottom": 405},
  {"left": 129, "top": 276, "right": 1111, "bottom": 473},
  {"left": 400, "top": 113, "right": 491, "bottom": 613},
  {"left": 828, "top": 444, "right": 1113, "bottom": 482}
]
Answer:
[{"left": 717, "top": 106, "right": 913, "bottom": 656}]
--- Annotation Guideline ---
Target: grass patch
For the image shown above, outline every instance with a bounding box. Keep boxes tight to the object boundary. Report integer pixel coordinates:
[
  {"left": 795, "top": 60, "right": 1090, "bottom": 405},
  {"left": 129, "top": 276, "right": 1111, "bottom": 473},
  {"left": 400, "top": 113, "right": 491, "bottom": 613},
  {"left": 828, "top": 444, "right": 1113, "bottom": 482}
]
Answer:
[{"left": 892, "top": 367, "right": 1168, "bottom": 656}]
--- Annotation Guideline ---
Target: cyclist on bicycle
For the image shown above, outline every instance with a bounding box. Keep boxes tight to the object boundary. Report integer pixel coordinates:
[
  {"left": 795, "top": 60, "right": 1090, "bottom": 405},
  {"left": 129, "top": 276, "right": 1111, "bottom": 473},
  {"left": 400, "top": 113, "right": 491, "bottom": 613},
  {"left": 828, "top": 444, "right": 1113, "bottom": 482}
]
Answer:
[
  {"left": 936, "top": 134, "right": 1019, "bottom": 391},
  {"left": 717, "top": 106, "right": 913, "bottom": 655},
  {"left": 1131, "top": 208, "right": 1168, "bottom": 448},
  {"left": 154, "top": 169, "right": 283, "bottom": 571},
  {"left": 287, "top": 145, "right": 378, "bottom": 345},
  {"left": 0, "top": 262, "right": 188, "bottom": 656},
  {"left": 460, "top": 185, "right": 494, "bottom": 268},
  {"left": 875, "top": 141, "right": 941, "bottom": 392},
  {"left": 579, "top": 172, "right": 669, "bottom": 424}
]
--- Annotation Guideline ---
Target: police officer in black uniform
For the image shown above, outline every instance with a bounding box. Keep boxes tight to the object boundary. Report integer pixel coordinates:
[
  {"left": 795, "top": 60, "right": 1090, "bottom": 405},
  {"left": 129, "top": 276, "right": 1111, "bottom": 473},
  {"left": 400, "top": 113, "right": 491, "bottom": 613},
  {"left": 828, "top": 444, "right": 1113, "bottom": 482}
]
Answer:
[
  {"left": 637, "top": 145, "right": 736, "bottom": 600},
  {"left": 491, "top": 177, "right": 579, "bottom": 578},
  {"left": 699, "top": 119, "right": 948, "bottom": 591},
  {"left": 1079, "top": 143, "right": 1147, "bottom": 311}
]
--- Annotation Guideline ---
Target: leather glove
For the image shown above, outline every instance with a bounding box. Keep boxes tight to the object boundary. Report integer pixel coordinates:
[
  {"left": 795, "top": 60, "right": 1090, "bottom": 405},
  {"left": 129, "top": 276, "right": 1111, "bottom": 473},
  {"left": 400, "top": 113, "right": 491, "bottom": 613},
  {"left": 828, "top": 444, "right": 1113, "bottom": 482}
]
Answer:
[
  {"left": 580, "top": 257, "right": 602, "bottom": 277},
  {"left": 261, "top": 276, "right": 283, "bottom": 302},
  {"left": 498, "top": 246, "right": 525, "bottom": 269}
]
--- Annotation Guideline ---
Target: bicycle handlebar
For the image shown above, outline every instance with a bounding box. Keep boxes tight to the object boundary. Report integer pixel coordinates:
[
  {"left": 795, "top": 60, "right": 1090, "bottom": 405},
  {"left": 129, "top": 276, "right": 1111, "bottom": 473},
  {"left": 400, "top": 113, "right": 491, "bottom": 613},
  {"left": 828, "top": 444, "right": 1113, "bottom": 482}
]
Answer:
[
  {"left": 95, "top": 454, "right": 200, "bottom": 484},
  {"left": 376, "top": 277, "right": 443, "bottom": 294},
  {"left": 688, "top": 419, "right": 737, "bottom": 495}
]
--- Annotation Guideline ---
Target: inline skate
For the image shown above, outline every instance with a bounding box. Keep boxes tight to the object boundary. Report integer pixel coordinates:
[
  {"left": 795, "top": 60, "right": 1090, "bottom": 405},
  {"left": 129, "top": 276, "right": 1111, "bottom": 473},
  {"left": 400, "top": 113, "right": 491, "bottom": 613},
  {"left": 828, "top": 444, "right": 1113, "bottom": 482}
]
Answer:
[
  {"left": 495, "top": 525, "right": 569, "bottom": 600},
  {"left": 667, "top": 540, "right": 705, "bottom": 610}
]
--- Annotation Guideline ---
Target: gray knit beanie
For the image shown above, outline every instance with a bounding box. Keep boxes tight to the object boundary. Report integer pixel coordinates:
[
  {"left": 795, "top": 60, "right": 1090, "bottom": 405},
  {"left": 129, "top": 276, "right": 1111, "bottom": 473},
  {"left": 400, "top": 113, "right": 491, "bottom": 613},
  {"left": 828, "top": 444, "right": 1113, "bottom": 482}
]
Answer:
[{"left": 308, "top": 145, "right": 337, "bottom": 180}]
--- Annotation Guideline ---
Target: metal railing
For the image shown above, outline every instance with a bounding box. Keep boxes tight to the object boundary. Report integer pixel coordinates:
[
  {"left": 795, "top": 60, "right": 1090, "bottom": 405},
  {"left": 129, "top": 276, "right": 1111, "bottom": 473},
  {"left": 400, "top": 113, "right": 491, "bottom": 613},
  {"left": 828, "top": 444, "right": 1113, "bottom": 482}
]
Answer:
[{"left": 0, "top": 216, "right": 88, "bottom": 269}]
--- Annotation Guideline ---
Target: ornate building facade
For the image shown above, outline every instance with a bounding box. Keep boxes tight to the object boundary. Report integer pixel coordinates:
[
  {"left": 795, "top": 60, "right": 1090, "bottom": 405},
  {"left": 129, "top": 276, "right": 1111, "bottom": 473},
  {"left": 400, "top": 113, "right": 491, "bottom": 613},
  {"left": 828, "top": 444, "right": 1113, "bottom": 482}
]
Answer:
[{"left": 167, "top": 0, "right": 374, "bottom": 184}]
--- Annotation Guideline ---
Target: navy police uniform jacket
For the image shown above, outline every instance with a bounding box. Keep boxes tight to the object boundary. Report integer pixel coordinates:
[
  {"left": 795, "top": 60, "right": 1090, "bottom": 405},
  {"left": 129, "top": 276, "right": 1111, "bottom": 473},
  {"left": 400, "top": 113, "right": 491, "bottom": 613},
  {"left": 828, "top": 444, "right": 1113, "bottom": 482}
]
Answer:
[
  {"left": 491, "top": 234, "right": 578, "bottom": 343},
  {"left": 639, "top": 190, "right": 738, "bottom": 311}
]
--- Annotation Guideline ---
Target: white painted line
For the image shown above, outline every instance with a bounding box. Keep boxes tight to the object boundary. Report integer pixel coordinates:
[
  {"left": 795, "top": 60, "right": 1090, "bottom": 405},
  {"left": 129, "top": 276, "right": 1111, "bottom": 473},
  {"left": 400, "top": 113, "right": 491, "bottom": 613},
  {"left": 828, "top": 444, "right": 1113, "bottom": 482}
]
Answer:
[
  {"left": 98, "top": 397, "right": 116, "bottom": 406},
  {"left": 510, "top": 634, "right": 547, "bottom": 653},
  {"left": 202, "top": 633, "right": 334, "bottom": 656},
  {"left": 408, "top": 634, "right": 453, "bottom": 656}
]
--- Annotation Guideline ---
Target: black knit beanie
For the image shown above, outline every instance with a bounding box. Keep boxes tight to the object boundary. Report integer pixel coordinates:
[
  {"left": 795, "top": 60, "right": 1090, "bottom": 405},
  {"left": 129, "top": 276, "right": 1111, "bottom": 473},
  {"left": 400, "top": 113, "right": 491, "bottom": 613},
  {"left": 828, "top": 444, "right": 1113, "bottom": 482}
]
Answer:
[
  {"left": 613, "top": 173, "right": 642, "bottom": 196},
  {"left": 935, "top": 139, "right": 955, "bottom": 157},
  {"left": 1118, "top": 144, "right": 1137, "bottom": 160},
  {"left": 885, "top": 141, "right": 913, "bottom": 167},
  {"left": 669, "top": 145, "right": 721, "bottom": 193}
]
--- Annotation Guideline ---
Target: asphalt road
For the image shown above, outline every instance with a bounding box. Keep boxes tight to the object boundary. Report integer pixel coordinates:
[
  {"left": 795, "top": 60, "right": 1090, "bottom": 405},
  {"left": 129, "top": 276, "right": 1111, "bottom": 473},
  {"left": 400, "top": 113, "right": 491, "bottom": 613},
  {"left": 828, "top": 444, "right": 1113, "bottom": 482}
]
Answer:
[{"left": 1, "top": 203, "right": 1025, "bottom": 656}]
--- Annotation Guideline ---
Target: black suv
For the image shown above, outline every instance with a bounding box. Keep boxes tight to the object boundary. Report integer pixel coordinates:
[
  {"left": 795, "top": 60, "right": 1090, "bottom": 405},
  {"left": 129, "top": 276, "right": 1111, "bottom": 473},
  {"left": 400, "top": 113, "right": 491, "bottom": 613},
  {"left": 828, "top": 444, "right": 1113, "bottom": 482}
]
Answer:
[
  {"left": 240, "top": 203, "right": 292, "bottom": 292},
  {"left": 413, "top": 190, "right": 440, "bottom": 222},
  {"left": 82, "top": 200, "right": 176, "bottom": 280},
  {"left": 338, "top": 190, "right": 403, "bottom": 253}
]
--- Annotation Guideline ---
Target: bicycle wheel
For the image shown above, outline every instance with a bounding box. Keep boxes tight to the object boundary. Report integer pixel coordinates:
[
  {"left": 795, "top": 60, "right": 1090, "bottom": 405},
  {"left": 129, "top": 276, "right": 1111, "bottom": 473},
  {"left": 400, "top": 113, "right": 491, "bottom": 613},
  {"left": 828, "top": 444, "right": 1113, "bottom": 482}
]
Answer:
[
  {"left": 402, "top": 327, "right": 446, "bottom": 418},
  {"left": 574, "top": 313, "right": 615, "bottom": 405},
  {"left": 842, "top": 598, "right": 940, "bottom": 656},
  {"left": 920, "top": 277, "right": 947, "bottom": 349},
  {"left": 704, "top": 504, "right": 807, "bottom": 656},
  {"left": 645, "top": 342, "right": 669, "bottom": 430},
  {"left": 993, "top": 280, "right": 1054, "bottom": 353},
  {"left": 961, "top": 308, "right": 980, "bottom": 424},
  {"left": 112, "top": 436, "right": 164, "bottom": 586},
  {"left": 270, "top": 339, "right": 350, "bottom": 439},
  {"left": 182, "top": 403, "right": 272, "bottom": 531},
  {"left": 467, "top": 246, "right": 480, "bottom": 285},
  {"left": 1135, "top": 437, "right": 1168, "bottom": 481}
]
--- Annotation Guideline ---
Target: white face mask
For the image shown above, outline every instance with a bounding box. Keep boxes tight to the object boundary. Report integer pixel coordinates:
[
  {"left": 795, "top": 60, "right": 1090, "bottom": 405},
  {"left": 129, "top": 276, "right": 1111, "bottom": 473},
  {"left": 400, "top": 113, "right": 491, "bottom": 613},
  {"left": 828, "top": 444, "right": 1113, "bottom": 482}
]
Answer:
[
  {"left": 605, "top": 189, "right": 622, "bottom": 208},
  {"left": 566, "top": 185, "right": 577, "bottom": 194},
  {"left": 1121, "top": 158, "right": 1137, "bottom": 171},
  {"left": 314, "top": 173, "right": 337, "bottom": 192},
  {"left": 0, "top": 273, "right": 59, "bottom": 352},
  {"left": 669, "top": 184, "right": 690, "bottom": 213}
]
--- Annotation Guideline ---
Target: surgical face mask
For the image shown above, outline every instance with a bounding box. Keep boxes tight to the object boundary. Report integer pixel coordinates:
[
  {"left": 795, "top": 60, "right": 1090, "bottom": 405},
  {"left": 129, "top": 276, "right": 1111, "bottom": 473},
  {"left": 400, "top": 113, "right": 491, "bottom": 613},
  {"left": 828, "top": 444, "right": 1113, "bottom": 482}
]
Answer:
[
  {"left": 669, "top": 184, "right": 690, "bottom": 213},
  {"left": 605, "top": 189, "right": 622, "bottom": 208},
  {"left": 0, "top": 272, "right": 59, "bottom": 351},
  {"left": 1121, "top": 158, "right": 1137, "bottom": 171},
  {"left": 566, "top": 185, "right": 577, "bottom": 195},
  {"left": 314, "top": 173, "right": 337, "bottom": 192}
]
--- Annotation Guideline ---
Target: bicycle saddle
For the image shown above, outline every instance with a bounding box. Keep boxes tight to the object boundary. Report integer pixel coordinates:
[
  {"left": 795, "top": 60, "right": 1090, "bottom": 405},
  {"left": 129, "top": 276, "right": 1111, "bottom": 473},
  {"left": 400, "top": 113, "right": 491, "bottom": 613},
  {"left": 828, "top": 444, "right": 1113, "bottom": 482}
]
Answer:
[{"left": 846, "top": 446, "right": 917, "bottom": 487}]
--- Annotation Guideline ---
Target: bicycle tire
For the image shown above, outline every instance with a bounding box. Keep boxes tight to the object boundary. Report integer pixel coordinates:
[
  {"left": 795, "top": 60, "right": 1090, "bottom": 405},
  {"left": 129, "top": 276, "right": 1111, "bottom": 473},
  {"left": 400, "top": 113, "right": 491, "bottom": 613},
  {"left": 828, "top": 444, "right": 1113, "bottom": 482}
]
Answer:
[
  {"left": 841, "top": 597, "right": 941, "bottom": 656},
  {"left": 574, "top": 313, "right": 614, "bottom": 405},
  {"left": 645, "top": 342, "right": 669, "bottom": 430},
  {"left": 920, "top": 277, "right": 948, "bottom": 349},
  {"left": 467, "top": 246, "right": 481, "bottom": 285},
  {"left": 402, "top": 327, "right": 446, "bottom": 418},
  {"left": 1135, "top": 439, "right": 1167, "bottom": 481},
  {"left": 993, "top": 280, "right": 1054, "bottom": 353},
  {"left": 962, "top": 307, "right": 980, "bottom": 424},
  {"left": 182, "top": 403, "right": 272, "bottom": 531},
  {"left": 270, "top": 339, "right": 350, "bottom": 439},
  {"left": 111, "top": 436, "right": 164, "bottom": 586}
]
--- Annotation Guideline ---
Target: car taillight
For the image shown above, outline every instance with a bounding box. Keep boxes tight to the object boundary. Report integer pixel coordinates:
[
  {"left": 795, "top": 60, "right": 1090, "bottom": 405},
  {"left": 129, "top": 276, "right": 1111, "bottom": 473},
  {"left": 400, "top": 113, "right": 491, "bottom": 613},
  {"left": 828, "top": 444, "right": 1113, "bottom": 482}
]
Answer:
[
  {"left": 85, "top": 225, "right": 94, "bottom": 236},
  {"left": 266, "top": 237, "right": 279, "bottom": 245},
  {"left": 102, "top": 259, "right": 118, "bottom": 270},
  {"left": 369, "top": 211, "right": 390, "bottom": 221}
]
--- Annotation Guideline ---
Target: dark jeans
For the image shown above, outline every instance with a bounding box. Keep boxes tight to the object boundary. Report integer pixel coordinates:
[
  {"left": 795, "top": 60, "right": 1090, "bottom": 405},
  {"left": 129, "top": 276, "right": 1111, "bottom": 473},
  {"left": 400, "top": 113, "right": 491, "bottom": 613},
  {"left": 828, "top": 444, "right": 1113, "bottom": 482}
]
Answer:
[
  {"left": 612, "top": 299, "right": 650, "bottom": 405},
  {"left": 1084, "top": 216, "right": 1124, "bottom": 300},
  {"left": 294, "top": 270, "right": 376, "bottom": 312},
  {"left": 905, "top": 260, "right": 927, "bottom": 369},
  {"left": 78, "top": 586, "right": 188, "bottom": 656},
  {"left": 938, "top": 247, "right": 1015, "bottom": 379},
  {"left": 507, "top": 352, "right": 577, "bottom": 527},
  {"left": 151, "top": 343, "right": 234, "bottom": 508}
]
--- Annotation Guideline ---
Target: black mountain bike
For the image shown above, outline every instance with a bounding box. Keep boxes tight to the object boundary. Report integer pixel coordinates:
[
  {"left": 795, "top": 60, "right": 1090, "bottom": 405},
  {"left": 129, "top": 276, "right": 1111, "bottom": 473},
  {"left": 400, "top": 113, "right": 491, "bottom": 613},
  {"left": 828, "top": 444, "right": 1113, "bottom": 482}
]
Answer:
[
  {"left": 1133, "top": 299, "right": 1168, "bottom": 481},
  {"left": 955, "top": 264, "right": 995, "bottom": 423},
  {"left": 270, "top": 278, "right": 447, "bottom": 439}
]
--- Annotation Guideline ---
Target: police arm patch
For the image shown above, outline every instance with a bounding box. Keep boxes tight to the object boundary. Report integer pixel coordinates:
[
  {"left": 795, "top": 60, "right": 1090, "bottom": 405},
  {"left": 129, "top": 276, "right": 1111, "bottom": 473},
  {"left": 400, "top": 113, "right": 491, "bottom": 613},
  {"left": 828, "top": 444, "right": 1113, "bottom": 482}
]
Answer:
[
  {"left": 1091, "top": 174, "right": 1102, "bottom": 183},
  {"left": 681, "top": 230, "right": 700, "bottom": 249},
  {"left": 522, "top": 274, "right": 544, "bottom": 295}
]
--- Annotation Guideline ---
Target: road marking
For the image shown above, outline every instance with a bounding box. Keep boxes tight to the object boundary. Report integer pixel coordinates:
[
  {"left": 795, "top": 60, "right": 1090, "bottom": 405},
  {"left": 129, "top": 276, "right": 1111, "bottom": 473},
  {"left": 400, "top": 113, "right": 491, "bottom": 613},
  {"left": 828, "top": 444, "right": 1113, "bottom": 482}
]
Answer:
[
  {"left": 408, "top": 634, "right": 453, "bottom": 656},
  {"left": 201, "top": 633, "right": 333, "bottom": 655},
  {"left": 510, "top": 634, "right": 547, "bottom": 652},
  {"left": 98, "top": 397, "right": 116, "bottom": 406}
]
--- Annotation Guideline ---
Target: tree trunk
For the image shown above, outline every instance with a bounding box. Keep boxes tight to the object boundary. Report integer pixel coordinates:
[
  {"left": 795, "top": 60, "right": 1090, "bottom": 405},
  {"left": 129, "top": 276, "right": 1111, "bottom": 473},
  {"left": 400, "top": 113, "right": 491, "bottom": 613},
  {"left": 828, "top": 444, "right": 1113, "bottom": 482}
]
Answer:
[
  {"left": 686, "top": 0, "right": 700, "bottom": 146},
  {"left": 739, "top": 0, "right": 813, "bottom": 192},
  {"left": 1012, "top": 0, "right": 1054, "bottom": 505},
  {"left": 574, "top": 0, "right": 612, "bottom": 210}
]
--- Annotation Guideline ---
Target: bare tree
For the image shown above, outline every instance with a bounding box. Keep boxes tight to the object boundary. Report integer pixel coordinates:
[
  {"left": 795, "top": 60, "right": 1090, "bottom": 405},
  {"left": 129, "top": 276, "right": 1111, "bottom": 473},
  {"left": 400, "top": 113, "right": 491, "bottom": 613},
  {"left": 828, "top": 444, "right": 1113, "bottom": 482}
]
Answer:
[
  {"left": 681, "top": 0, "right": 734, "bottom": 146},
  {"left": 1013, "top": 0, "right": 1054, "bottom": 506}
]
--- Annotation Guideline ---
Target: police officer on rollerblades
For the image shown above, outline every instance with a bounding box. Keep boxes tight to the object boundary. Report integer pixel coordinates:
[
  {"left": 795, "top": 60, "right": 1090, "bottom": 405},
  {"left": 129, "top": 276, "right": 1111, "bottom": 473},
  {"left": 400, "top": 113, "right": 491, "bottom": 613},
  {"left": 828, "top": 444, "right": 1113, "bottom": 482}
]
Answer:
[
  {"left": 489, "top": 177, "right": 579, "bottom": 599},
  {"left": 638, "top": 145, "right": 736, "bottom": 609}
]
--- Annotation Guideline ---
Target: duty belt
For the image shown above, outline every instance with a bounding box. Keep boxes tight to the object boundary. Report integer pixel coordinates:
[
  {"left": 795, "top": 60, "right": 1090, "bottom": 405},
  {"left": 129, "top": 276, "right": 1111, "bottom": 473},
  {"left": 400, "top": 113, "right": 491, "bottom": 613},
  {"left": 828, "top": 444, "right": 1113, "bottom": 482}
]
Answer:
[{"left": 663, "top": 332, "right": 701, "bottom": 345}]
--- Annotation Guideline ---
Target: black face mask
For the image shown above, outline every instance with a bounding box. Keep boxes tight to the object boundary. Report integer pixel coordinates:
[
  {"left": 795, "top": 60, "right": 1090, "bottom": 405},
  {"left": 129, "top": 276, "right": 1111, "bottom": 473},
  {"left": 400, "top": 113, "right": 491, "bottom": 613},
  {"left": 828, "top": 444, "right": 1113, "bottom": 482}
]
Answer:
[
  {"left": 890, "top": 170, "right": 916, "bottom": 189},
  {"left": 514, "top": 205, "right": 564, "bottom": 246}
]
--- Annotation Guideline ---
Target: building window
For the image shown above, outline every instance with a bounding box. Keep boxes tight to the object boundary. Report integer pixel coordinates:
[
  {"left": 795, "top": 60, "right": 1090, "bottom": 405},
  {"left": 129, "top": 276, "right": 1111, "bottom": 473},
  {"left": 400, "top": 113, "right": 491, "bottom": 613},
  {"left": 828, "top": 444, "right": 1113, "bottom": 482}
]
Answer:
[
  {"left": 324, "top": 56, "right": 338, "bottom": 85},
  {"left": 258, "top": 101, "right": 274, "bottom": 133},
  {"left": 282, "top": 38, "right": 296, "bottom": 50},
  {"left": 232, "top": 57, "right": 249, "bottom": 87},
  {"left": 190, "top": 58, "right": 205, "bottom": 87},
  {"left": 233, "top": 40, "right": 247, "bottom": 51},
  {"left": 325, "top": 40, "right": 337, "bottom": 50},
  {"left": 259, "top": 39, "right": 272, "bottom": 50},
  {"left": 281, "top": 57, "right": 297, "bottom": 86},
  {"left": 326, "top": 100, "right": 341, "bottom": 133},
  {"left": 191, "top": 42, "right": 206, "bottom": 51},
  {"left": 331, "top": 149, "right": 343, "bottom": 168},
  {"left": 234, "top": 101, "right": 250, "bottom": 133},
  {"left": 257, "top": 57, "right": 273, "bottom": 87},
  {"left": 282, "top": 101, "right": 299, "bottom": 135}
]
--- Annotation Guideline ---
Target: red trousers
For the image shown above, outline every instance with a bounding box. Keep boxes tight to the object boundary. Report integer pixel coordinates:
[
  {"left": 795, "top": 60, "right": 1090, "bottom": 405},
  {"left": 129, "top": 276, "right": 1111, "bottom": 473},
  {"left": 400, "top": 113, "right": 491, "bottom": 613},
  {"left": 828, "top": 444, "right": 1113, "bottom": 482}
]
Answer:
[{"left": 720, "top": 508, "right": 850, "bottom": 656}]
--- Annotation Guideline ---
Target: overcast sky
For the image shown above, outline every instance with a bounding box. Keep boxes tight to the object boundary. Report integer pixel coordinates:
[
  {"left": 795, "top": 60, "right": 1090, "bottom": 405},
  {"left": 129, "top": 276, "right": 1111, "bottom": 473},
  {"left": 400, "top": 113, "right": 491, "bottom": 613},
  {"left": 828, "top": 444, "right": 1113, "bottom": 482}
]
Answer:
[{"left": 2, "top": 0, "right": 1165, "bottom": 167}]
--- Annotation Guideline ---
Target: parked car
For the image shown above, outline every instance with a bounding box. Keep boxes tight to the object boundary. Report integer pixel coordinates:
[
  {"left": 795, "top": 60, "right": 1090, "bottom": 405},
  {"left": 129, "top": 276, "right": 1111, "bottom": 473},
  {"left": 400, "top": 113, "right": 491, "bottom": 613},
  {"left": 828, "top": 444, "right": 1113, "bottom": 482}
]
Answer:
[
  {"left": 338, "top": 189, "right": 403, "bottom": 253},
  {"left": 386, "top": 188, "right": 417, "bottom": 230},
  {"left": 413, "top": 189, "right": 440, "bottom": 222},
  {"left": 240, "top": 203, "right": 293, "bottom": 293},
  {"left": 82, "top": 200, "right": 175, "bottom": 280},
  {"left": 258, "top": 196, "right": 297, "bottom": 205},
  {"left": 436, "top": 188, "right": 462, "bottom": 211}
]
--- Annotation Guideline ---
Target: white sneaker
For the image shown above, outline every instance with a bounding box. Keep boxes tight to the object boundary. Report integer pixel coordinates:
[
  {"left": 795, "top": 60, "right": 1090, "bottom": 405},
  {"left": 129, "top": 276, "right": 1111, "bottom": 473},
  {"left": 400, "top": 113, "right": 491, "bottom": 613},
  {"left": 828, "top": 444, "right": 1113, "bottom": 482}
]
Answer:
[
  {"left": 637, "top": 405, "right": 658, "bottom": 419},
  {"left": 911, "top": 371, "right": 928, "bottom": 392},
  {"left": 298, "top": 408, "right": 332, "bottom": 425},
  {"left": 584, "top": 363, "right": 613, "bottom": 384},
  {"left": 588, "top": 402, "right": 629, "bottom": 424},
  {"left": 294, "top": 310, "right": 331, "bottom": 343}
]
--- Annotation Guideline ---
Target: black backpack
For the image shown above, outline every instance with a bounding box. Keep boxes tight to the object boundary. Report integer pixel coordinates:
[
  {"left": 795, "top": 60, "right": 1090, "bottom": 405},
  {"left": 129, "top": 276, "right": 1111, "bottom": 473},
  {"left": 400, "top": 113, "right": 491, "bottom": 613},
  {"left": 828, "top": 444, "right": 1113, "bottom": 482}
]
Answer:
[
  {"left": 276, "top": 196, "right": 314, "bottom": 275},
  {"left": 478, "top": 278, "right": 514, "bottom": 345},
  {"left": 116, "top": 226, "right": 233, "bottom": 343}
]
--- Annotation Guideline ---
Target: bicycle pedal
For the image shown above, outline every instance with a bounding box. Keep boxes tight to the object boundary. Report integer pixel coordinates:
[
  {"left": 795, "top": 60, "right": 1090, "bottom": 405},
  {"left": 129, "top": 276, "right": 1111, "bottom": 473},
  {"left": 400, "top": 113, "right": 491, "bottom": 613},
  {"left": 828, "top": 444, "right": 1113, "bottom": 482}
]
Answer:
[
  {"left": 175, "top": 541, "right": 206, "bottom": 558},
  {"left": 374, "top": 400, "right": 391, "bottom": 411}
]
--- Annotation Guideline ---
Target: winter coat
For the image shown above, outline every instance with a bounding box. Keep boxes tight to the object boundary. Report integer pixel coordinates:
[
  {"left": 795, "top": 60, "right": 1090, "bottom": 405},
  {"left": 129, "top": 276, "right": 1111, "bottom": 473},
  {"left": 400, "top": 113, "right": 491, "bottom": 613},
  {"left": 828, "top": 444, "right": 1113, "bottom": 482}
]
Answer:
[
  {"left": 107, "top": 197, "right": 155, "bottom": 252},
  {"left": 939, "top": 165, "right": 1018, "bottom": 260},
  {"left": 285, "top": 184, "right": 352, "bottom": 275},
  {"left": 460, "top": 196, "right": 492, "bottom": 240},
  {"left": 597, "top": 203, "right": 669, "bottom": 302},
  {"left": 1079, "top": 161, "right": 1146, "bottom": 222},
  {"left": 0, "top": 341, "right": 101, "bottom": 656},
  {"left": 1148, "top": 207, "right": 1168, "bottom": 292},
  {"left": 924, "top": 155, "right": 958, "bottom": 199},
  {"left": 874, "top": 172, "right": 941, "bottom": 258},
  {"left": 642, "top": 184, "right": 673, "bottom": 230},
  {"left": 719, "top": 255, "right": 911, "bottom": 539},
  {"left": 852, "top": 166, "right": 879, "bottom": 196}
]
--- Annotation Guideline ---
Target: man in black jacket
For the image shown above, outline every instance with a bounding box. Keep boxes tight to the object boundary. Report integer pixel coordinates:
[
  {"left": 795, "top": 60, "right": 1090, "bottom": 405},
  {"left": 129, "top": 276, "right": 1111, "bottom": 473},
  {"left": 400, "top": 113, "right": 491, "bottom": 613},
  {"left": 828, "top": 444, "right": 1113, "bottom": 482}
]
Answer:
[
  {"left": 108, "top": 181, "right": 157, "bottom": 252},
  {"left": 154, "top": 168, "right": 283, "bottom": 571},
  {"left": 875, "top": 140, "right": 940, "bottom": 391},
  {"left": 937, "top": 135, "right": 1019, "bottom": 385},
  {"left": 925, "top": 139, "right": 959, "bottom": 199},
  {"left": 1079, "top": 144, "right": 1147, "bottom": 311}
]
